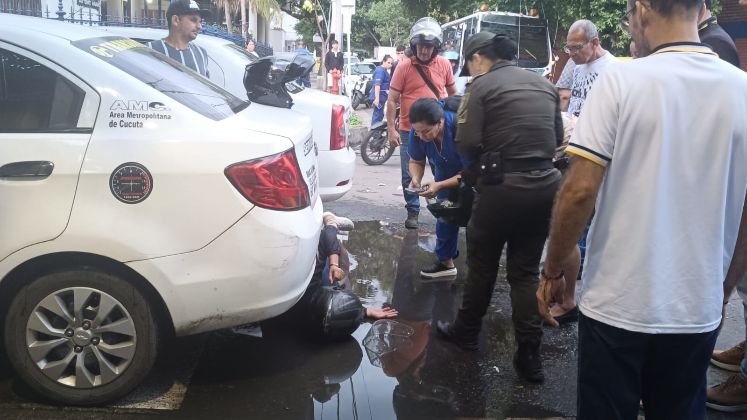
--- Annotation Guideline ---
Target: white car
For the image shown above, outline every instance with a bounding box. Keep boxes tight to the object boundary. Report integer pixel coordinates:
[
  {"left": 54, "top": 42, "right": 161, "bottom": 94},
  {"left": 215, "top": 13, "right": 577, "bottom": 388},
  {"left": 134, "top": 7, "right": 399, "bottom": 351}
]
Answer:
[
  {"left": 96, "top": 27, "right": 356, "bottom": 202},
  {"left": 0, "top": 14, "right": 321, "bottom": 405},
  {"left": 341, "top": 62, "right": 377, "bottom": 98}
]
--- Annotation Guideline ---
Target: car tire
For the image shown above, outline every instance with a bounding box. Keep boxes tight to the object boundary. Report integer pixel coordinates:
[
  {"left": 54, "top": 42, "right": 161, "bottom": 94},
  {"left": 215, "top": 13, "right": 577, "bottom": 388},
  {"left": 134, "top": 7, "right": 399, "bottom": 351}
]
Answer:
[{"left": 4, "top": 268, "right": 159, "bottom": 406}]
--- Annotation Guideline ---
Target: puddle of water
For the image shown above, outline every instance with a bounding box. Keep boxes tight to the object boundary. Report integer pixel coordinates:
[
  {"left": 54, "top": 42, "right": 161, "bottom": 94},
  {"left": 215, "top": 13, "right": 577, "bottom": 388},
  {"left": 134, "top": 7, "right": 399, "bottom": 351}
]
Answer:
[{"left": 138, "top": 221, "right": 575, "bottom": 419}]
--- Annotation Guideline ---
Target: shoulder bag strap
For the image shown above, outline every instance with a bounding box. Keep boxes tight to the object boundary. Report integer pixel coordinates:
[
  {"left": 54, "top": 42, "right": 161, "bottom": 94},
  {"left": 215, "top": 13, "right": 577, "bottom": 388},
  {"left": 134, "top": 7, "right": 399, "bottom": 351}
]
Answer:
[{"left": 412, "top": 64, "right": 441, "bottom": 99}]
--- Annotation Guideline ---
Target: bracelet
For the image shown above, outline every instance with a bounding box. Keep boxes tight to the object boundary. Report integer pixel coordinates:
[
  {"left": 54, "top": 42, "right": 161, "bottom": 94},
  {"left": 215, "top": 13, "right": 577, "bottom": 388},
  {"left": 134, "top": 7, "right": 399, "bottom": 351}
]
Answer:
[
  {"left": 330, "top": 263, "right": 339, "bottom": 267},
  {"left": 541, "top": 269, "right": 564, "bottom": 280}
]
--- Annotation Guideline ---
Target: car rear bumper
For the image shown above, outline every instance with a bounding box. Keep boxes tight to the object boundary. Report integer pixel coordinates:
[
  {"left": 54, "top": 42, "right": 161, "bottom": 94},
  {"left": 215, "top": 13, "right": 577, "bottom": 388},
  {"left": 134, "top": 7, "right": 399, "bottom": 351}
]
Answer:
[
  {"left": 127, "top": 199, "right": 323, "bottom": 336},
  {"left": 319, "top": 147, "right": 355, "bottom": 202}
]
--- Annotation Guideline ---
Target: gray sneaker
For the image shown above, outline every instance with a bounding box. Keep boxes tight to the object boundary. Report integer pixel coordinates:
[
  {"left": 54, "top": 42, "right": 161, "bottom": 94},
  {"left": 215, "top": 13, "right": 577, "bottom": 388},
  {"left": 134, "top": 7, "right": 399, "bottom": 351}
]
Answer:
[{"left": 405, "top": 212, "right": 418, "bottom": 229}]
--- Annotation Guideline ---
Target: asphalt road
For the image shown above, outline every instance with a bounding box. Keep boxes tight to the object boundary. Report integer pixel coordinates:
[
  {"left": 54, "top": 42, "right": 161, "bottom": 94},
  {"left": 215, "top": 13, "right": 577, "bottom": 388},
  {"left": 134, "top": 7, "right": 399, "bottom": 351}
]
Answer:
[{"left": 0, "top": 131, "right": 744, "bottom": 420}]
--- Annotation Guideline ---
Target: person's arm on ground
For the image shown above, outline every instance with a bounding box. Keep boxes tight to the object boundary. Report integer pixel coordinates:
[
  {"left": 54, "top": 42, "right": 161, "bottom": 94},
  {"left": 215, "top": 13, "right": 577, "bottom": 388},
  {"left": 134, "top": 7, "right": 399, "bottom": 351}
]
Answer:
[
  {"left": 366, "top": 307, "right": 399, "bottom": 319},
  {"left": 723, "top": 189, "right": 747, "bottom": 301}
]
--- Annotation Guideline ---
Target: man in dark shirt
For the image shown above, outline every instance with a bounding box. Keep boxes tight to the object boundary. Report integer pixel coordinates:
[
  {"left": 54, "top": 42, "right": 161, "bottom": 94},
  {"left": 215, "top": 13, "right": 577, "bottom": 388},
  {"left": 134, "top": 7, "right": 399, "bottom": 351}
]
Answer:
[
  {"left": 325, "top": 40, "right": 344, "bottom": 92},
  {"left": 146, "top": 0, "right": 210, "bottom": 77},
  {"left": 699, "top": 0, "right": 741, "bottom": 68}
]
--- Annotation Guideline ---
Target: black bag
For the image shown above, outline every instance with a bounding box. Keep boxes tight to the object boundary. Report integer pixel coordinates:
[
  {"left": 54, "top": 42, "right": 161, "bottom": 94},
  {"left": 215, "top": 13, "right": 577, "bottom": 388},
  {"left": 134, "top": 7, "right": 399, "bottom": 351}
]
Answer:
[{"left": 426, "top": 180, "right": 474, "bottom": 227}]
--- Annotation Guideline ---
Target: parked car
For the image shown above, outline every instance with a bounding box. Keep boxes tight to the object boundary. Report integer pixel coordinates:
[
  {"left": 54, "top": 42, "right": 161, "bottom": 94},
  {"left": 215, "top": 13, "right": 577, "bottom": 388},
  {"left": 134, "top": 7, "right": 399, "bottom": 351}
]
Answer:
[
  {"left": 97, "top": 27, "right": 355, "bottom": 202},
  {"left": 0, "top": 14, "right": 322, "bottom": 405},
  {"left": 341, "top": 62, "right": 377, "bottom": 98}
]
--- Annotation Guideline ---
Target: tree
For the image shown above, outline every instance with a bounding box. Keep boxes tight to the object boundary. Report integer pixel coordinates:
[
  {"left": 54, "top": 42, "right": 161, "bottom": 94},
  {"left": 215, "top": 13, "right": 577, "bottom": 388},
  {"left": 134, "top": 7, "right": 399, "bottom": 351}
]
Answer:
[
  {"left": 365, "top": 0, "right": 411, "bottom": 47},
  {"left": 212, "top": 0, "right": 280, "bottom": 39}
]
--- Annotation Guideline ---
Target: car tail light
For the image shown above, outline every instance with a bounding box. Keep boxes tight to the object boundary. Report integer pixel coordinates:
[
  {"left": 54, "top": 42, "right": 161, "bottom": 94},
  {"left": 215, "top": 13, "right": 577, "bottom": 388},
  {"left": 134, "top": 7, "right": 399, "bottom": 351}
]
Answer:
[
  {"left": 330, "top": 104, "right": 347, "bottom": 150},
  {"left": 225, "top": 148, "right": 310, "bottom": 211}
]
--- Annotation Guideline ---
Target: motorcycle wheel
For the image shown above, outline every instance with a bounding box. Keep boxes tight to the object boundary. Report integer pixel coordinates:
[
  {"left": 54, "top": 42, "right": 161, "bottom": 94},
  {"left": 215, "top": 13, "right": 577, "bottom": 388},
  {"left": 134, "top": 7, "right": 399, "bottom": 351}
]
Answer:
[
  {"left": 360, "top": 130, "right": 395, "bottom": 166},
  {"left": 352, "top": 93, "right": 362, "bottom": 110}
]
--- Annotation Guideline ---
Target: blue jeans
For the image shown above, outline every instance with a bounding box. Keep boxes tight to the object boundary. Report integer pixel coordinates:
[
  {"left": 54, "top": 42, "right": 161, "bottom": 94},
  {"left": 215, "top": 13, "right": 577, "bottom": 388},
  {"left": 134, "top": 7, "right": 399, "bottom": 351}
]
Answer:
[
  {"left": 738, "top": 275, "right": 747, "bottom": 379},
  {"left": 371, "top": 103, "right": 385, "bottom": 126},
  {"left": 435, "top": 218, "right": 459, "bottom": 261},
  {"left": 399, "top": 130, "right": 420, "bottom": 214}
]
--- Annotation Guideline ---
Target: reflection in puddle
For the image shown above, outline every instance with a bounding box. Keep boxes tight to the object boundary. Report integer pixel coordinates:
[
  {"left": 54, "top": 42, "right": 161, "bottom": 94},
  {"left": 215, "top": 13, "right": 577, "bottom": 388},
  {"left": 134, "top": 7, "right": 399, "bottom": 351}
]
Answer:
[{"left": 183, "top": 221, "right": 575, "bottom": 419}]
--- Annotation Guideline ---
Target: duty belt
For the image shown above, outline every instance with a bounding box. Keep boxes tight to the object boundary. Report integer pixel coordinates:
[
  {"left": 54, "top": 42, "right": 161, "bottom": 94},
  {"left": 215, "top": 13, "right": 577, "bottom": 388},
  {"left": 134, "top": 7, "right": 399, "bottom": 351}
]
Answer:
[{"left": 503, "top": 158, "right": 554, "bottom": 173}]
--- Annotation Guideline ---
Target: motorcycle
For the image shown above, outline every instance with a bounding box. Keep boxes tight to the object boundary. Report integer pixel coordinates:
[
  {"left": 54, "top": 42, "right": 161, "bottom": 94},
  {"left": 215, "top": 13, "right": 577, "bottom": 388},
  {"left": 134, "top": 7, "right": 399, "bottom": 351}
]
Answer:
[
  {"left": 351, "top": 75, "right": 373, "bottom": 110},
  {"left": 360, "top": 106, "right": 399, "bottom": 166}
]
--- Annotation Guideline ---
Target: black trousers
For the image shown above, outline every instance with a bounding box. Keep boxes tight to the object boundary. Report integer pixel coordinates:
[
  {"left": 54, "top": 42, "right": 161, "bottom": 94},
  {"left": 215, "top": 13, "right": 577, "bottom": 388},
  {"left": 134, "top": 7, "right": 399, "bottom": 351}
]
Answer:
[
  {"left": 578, "top": 313, "right": 719, "bottom": 420},
  {"left": 454, "top": 178, "right": 559, "bottom": 342}
]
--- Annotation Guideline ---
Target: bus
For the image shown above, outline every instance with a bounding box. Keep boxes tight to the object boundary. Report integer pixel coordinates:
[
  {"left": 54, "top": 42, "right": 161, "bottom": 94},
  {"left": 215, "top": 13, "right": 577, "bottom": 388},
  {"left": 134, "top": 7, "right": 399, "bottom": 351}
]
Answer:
[{"left": 441, "top": 11, "right": 552, "bottom": 93}]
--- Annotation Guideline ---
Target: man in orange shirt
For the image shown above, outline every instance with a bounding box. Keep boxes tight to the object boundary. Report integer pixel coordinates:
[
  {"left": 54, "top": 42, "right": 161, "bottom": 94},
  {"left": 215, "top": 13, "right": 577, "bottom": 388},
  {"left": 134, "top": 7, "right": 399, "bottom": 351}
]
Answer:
[{"left": 386, "top": 17, "right": 457, "bottom": 229}]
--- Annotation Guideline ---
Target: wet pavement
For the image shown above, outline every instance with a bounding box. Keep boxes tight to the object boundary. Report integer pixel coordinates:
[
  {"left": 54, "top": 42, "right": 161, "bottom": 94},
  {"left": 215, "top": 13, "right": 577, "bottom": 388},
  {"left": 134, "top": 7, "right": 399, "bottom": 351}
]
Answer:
[{"left": 0, "top": 221, "right": 745, "bottom": 419}]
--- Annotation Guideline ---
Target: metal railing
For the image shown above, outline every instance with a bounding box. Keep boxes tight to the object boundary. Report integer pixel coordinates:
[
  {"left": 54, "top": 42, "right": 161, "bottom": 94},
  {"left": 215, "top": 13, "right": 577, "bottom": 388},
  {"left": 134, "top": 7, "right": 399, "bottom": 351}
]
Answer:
[{"left": 1, "top": 3, "right": 273, "bottom": 55}]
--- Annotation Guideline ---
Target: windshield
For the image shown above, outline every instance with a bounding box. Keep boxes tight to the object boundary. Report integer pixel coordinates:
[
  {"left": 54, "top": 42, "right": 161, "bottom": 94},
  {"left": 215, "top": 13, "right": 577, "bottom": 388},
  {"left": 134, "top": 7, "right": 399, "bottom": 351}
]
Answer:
[
  {"left": 225, "top": 43, "right": 260, "bottom": 62},
  {"left": 74, "top": 37, "right": 249, "bottom": 120},
  {"left": 347, "top": 63, "right": 375, "bottom": 75},
  {"left": 478, "top": 14, "right": 550, "bottom": 69}
]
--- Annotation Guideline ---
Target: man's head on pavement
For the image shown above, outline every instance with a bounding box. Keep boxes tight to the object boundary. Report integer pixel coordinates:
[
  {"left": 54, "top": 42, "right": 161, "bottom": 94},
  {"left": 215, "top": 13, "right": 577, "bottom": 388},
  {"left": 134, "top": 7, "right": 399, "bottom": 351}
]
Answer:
[
  {"left": 459, "top": 31, "right": 516, "bottom": 77},
  {"left": 166, "top": 0, "right": 209, "bottom": 41},
  {"left": 298, "top": 40, "right": 305, "bottom": 49},
  {"left": 409, "top": 17, "right": 442, "bottom": 64},
  {"left": 246, "top": 39, "right": 255, "bottom": 52},
  {"left": 410, "top": 98, "right": 444, "bottom": 142},
  {"left": 566, "top": 20, "right": 602, "bottom": 64},
  {"left": 331, "top": 40, "right": 339, "bottom": 51},
  {"left": 624, "top": 0, "right": 704, "bottom": 57},
  {"left": 382, "top": 54, "right": 394, "bottom": 70}
]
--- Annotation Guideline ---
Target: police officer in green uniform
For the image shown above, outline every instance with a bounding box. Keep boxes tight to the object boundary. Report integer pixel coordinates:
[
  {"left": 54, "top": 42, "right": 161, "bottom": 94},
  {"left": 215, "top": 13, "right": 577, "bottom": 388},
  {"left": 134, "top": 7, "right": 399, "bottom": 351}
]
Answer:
[{"left": 436, "top": 31, "right": 563, "bottom": 383}]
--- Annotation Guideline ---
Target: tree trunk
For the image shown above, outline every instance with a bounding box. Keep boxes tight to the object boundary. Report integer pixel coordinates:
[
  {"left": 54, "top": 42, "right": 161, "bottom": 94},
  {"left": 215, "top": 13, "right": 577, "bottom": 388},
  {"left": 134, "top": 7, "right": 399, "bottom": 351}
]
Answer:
[
  {"left": 224, "top": 0, "right": 233, "bottom": 33},
  {"left": 316, "top": 17, "right": 328, "bottom": 89},
  {"left": 240, "top": 0, "right": 247, "bottom": 40}
]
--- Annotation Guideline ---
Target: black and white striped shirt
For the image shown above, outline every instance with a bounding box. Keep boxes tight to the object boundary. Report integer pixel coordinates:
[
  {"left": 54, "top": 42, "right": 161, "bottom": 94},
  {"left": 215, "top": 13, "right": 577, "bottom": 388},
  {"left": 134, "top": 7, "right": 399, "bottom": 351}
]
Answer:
[{"left": 146, "top": 39, "right": 210, "bottom": 77}]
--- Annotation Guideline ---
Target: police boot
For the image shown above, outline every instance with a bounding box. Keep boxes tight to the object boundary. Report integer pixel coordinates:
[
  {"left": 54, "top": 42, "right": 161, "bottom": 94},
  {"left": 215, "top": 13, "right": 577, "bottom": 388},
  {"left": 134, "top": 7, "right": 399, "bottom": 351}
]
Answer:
[
  {"left": 513, "top": 338, "right": 544, "bottom": 383},
  {"left": 436, "top": 319, "right": 479, "bottom": 351}
]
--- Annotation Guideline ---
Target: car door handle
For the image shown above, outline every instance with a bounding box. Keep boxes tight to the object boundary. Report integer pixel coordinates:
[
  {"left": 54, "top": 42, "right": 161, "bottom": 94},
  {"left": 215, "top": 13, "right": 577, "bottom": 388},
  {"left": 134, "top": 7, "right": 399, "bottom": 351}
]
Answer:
[{"left": 0, "top": 161, "right": 55, "bottom": 179}]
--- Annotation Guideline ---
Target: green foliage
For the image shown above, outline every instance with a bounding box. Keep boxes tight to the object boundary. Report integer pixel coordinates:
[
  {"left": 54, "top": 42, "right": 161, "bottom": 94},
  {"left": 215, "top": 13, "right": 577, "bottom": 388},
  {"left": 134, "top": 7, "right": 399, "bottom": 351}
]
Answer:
[
  {"left": 365, "top": 0, "right": 412, "bottom": 46},
  {"left": 349, "top": 112, "right": 364, "bottom": 127}
]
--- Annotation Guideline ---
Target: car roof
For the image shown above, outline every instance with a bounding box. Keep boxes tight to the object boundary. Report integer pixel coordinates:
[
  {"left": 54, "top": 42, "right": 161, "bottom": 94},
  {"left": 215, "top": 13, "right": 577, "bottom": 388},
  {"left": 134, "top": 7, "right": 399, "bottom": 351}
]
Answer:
[
  {"left": 0, "top": 14, "right": 118, "bottom": 42},
  {"left": 94, "top": 26, "right": 235, "bottom": 49}
]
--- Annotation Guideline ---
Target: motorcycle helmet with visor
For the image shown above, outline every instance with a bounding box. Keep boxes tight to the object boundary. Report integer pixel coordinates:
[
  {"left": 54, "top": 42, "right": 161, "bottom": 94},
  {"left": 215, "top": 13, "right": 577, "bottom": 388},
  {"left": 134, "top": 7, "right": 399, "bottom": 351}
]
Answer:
[{"left": 409, "top": 17, "right": 442, "bottom": 61}]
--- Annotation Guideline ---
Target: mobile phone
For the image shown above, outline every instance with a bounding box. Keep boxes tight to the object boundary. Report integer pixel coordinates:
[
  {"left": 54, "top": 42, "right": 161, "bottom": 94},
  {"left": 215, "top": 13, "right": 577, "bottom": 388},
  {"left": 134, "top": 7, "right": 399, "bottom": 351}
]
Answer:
[{"left": 405, "top": 186, "right": 427, "bottom": 194}]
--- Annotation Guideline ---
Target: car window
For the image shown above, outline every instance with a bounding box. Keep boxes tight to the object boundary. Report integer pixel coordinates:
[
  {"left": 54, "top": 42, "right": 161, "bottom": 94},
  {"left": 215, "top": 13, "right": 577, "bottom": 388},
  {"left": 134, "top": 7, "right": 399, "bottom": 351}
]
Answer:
[
  {"left": 348, "top": 64, "right": 375, "bottom": 75},
  {"left": 0, "top": 48, "right": 86, "bottom": 133},
  {"left": 73, "top": 37, "right": 249, "bottom": 120}
]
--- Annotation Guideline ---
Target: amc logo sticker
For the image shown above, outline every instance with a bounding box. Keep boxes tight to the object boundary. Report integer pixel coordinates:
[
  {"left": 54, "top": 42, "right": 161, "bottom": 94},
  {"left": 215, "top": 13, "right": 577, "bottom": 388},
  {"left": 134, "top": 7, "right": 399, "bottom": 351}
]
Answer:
[{"left": 109, "top": 163, "right": 153, "bottom": 204}]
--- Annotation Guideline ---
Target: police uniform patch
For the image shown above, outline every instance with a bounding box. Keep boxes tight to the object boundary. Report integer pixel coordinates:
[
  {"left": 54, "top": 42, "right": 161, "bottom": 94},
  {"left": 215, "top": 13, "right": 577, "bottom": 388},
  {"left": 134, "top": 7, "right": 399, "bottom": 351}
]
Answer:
[{"left": 458, "top": 92, "right": 470, "bottom": 124}]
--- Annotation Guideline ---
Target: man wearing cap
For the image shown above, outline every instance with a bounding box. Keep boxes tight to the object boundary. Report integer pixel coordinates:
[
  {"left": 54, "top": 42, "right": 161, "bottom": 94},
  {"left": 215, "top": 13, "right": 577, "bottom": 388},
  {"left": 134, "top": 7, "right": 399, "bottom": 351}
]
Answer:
[
  {"left": 146, "top": 0, "right": 210, "bottom": 77},
  {"left": 437, "top": 31, "right": 562, "bottom": 383}
]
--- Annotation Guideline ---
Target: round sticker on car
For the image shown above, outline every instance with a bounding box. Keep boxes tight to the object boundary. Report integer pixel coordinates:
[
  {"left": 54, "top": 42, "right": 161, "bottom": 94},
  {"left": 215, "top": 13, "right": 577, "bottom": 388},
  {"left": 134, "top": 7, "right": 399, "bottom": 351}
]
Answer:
[{"left": 110, "top": 163, "right": 153, "bottom": 204}]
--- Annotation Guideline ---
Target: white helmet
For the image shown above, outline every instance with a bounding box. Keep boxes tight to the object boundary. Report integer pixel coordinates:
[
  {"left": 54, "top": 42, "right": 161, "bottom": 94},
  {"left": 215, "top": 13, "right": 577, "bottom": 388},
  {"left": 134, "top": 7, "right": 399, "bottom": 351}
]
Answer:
[{"left": 409, "top": 17, "right": 442, "bottom": 54}]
